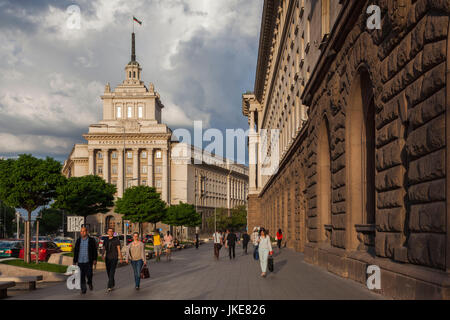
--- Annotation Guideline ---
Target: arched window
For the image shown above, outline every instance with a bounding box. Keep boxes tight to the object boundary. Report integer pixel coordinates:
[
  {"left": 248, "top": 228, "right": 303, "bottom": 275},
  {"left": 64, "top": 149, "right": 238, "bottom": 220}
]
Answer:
[
  {"left": 346, "top": 69, "right": 376, "bottom": 250},
  {"left": 317, "top": 116, "right": 332, "bottom": 242}
]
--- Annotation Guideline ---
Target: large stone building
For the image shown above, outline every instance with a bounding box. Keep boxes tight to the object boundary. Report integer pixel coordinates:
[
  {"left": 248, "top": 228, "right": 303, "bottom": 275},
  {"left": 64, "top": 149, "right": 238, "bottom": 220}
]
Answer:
[
  {"left": 63, "top": 33, "right": 248, "bottom": 236},
  {"left": 243, "top": 0, "right": 449, "bottom": 299}
]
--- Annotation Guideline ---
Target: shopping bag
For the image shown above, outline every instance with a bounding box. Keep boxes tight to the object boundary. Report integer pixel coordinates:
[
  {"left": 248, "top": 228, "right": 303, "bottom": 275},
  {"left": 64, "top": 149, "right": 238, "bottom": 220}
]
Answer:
[
  {"left": 140, "top": 265, "right": 150, "bottom": 279},
  {"left": 268, "top": 256, "right": 274, "bottom": 272},
  {"left": 253, "top": 246, "right": 259, "bottom": 260}
]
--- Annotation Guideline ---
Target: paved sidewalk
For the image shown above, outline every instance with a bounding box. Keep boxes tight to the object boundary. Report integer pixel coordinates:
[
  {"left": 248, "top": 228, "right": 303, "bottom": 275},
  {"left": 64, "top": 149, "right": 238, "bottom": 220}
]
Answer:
[{"left": 9, "top": 242, "right": 383, "bottom": 300}]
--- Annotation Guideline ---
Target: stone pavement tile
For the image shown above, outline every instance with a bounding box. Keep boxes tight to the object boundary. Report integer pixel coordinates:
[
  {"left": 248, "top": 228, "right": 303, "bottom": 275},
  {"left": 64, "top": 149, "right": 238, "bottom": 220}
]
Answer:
[{"left": 9, "top": 242, "right": 384, "bottom": 300}]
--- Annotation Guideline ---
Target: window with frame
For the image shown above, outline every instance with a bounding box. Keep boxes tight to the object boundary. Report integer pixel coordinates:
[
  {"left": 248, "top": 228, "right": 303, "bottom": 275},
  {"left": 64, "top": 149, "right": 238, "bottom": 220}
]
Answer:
[
  {"left": 112, "top": 152, "right": 117, "bottom": 159},
  {"left": 141, "top": 151, "right": 147, "bottom": 158},
  {"left": 127, "top": 151, "right": 132, "bottom": 159},
  {"left": 138, "top": 106, "right": 143, "bottom": 119},
  {"left": 142, "top": 179, "right": 147, "bottom": 186},
  {"left": 116, "top": 106, "right": 122, "bottom": 118},
  {"left": 155, "top": 165, "right": 162, "bottom": 174},
  {"left": 156, "top": 180, "right": 162, "bottom": 188},
  {"left": 155, "top": 150, "right": 162, "bottom": 159},
  {"left": 97, "top": 166, "right": 103, "bottom": 174},
  {"left": 112, "top": 165, "right": 117, "bottom": 174},
  {"left": 127, "top": 106, "right": 132, "bottom": 118},
  {"left": 142, "top": 166, "right": 148, "bottom": 174},
  {"left": 98, "top": 152, "right": 103, "bottom": 159},
  {"left": 127, "top": 165, "right": 132, "bottom": 174}
]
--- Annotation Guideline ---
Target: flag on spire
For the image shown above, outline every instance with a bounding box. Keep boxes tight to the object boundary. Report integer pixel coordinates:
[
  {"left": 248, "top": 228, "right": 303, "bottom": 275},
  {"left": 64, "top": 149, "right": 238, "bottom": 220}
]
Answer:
[{"left": 133, "top": 16, "right": 142, "bottom": 25}]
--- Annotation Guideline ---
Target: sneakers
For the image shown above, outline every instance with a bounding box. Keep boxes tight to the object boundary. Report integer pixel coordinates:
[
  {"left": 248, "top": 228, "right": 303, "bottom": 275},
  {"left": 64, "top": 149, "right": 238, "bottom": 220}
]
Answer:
[
  {"left": 107, "top": 288, "right": 112, "bottom": 293},
  {"left": 135, "top": 286, "right": 139, "bottom": 290}
]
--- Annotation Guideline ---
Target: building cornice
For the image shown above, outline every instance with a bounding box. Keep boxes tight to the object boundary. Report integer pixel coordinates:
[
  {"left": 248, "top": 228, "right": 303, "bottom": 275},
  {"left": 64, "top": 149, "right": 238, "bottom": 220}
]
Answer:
[
  {"left": 254, "top": 0, "right": 280, "bottom": 102},
  {"left": 301, "top": 0, "right": 362, "bottom": 106}
]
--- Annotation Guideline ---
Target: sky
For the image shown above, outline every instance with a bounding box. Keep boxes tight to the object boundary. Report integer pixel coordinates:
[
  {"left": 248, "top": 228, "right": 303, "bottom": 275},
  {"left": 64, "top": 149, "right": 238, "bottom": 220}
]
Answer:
[{"left": 0, "top": 0, "right": 263, "bottom": 165}]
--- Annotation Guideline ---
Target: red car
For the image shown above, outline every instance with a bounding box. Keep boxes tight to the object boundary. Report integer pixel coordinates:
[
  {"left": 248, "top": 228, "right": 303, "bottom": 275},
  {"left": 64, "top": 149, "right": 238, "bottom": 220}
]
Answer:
[{"left": 19, "top": 241, "right": 61, "bottom": 261}]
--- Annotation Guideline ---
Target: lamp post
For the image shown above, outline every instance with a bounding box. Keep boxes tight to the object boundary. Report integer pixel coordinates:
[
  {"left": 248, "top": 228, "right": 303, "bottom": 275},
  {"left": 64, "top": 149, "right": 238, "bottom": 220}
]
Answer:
[{"left": 15, "top": 212, "right": 20, "bottom": 239}]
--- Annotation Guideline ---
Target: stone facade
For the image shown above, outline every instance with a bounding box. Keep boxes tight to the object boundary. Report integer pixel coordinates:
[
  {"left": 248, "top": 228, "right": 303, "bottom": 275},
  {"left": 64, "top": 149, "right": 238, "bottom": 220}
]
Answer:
[
  {"left": 243, "top": 0, "right": 449, "bottom": 299},
  {"left": 63, "top": 33, "right": 248, "bottom": 237}
]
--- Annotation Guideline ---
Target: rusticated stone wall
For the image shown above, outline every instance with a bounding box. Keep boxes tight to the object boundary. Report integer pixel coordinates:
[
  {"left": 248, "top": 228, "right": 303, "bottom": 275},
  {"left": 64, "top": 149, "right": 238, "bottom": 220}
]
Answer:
[{"left": 253, "top": 0, "right": 449, "bottom": 298}]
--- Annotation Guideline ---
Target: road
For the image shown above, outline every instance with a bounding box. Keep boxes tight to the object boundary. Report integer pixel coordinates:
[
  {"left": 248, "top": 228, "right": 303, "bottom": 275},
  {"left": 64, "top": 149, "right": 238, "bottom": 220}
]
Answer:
[{"left": 8, "top": 242, "right": 383, "bottom": 300}]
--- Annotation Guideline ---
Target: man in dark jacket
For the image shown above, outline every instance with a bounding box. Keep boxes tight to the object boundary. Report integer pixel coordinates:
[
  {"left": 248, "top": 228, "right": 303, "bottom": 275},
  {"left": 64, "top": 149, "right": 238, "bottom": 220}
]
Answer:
[
  {"left": 242, "top": 231, "right": 250, "bottom": 254},
  {"left": 225, "top": 229, "right": 238, "bottom": 260},
  {"left": 73, "top": 226, "right": 97, "bottom": 294}
]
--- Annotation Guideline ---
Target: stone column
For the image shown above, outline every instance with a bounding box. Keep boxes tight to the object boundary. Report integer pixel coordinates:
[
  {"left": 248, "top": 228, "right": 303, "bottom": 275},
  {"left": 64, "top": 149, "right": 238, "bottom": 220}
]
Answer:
[
  {"left": 117, "top": 147, "right": 124, "bottom": 197},
  {"left": 162, "top": 148, "right": 168, "bottom": 203},
  {"left": 147, "top": 148, "right": 154, "bottom": 187},
  {"left": 132, "top": 148, "right": 139, "bottom": 186},
  {"left": 88, "top": 149, "right": 95, "bottom": 175},
  {"left": 102, "top": 149, "right": 109, "bottom": 183}
]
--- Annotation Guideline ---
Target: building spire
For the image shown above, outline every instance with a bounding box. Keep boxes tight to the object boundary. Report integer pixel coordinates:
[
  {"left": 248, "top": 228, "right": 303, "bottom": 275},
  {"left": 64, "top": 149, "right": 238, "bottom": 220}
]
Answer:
[{"left": 131, "top": 32, "right": 136, "bottom": 62}]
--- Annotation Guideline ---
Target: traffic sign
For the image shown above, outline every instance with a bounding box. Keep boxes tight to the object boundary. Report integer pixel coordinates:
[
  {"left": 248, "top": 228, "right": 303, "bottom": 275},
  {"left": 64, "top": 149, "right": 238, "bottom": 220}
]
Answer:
[{"left": 67, "top": 216, "right": 84, "bottom": 232}]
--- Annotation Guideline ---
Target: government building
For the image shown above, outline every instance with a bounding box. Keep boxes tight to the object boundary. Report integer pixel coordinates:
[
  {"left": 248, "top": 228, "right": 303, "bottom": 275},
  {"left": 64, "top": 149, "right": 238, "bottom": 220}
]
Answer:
[
  {"left": 243, "top": 0, "right": 449, "bottom": 299},
  {"left": 63, "top": 33, "right": 248, "bottom": 237}
]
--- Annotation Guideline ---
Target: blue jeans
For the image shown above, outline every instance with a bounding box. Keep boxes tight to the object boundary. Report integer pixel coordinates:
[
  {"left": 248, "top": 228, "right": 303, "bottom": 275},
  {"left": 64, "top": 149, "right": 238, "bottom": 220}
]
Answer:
[{"left": 131, "top": 260, "right": 143, "bottom": 288}]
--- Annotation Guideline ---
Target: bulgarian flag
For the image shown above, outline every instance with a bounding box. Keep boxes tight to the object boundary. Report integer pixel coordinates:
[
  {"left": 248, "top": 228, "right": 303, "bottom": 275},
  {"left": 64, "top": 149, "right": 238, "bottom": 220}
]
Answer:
[{"left": 133, "top": 16, "right": 142, "bottom": 25}]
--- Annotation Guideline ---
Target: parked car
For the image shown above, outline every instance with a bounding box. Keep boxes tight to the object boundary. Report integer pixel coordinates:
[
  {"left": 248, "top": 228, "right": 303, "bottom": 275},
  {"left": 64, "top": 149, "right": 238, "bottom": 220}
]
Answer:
[
  {"left": 117, "top": 235, "right": 132, "bottom": 247},
  {"left": 143, "top": 234, "right": 153, "bottom": 244},
  {"left": 53, "top": 237, "right": 74, "bottom": 252},
  {"left": 0, "top": 240, "right": 23, "bottom": 258},
  {"left": 19, "top": 241, "right": 61, "bottom": 261}
]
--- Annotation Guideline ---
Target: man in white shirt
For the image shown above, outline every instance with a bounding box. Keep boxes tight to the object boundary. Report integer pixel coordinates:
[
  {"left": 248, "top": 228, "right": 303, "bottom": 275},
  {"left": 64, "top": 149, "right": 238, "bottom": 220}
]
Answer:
[{"left": 213, "top": 230, "right": 223, "bottom": 260}]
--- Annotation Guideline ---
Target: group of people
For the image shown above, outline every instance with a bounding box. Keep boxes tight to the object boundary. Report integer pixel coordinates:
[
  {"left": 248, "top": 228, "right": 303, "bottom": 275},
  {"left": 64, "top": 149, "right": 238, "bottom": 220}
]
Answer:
[
  {"left": 212, "top": 227, "right": 284, "bottom": 278},
  {"left": 72, "top": 226, "right": 174, "bottom": 294}
]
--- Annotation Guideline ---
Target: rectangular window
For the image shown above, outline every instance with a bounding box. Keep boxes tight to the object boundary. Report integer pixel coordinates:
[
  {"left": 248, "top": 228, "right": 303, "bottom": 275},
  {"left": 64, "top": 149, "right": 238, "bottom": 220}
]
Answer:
[
  {"left": 127, "top": 106, "right": 132, "bottom": 118},
  {"left": 142, "top": 166, "right": 147, "bottom": 174},
  {"left": 127, "top": 165, "right": 132, "bottom": 174},
  {"left": 116, "top": 106, "right": 122, "bottom": 118},
  {"left": 141, "top": 151, "right": 147, "bottom": 158},
  {"left": 156, "top": 150, "right": 162, "bottom": 159},
  {"left": 127, "top": 151, "right": 132, "bottom": 159},
  {"left": 142, "top": 179, "right": 147, "bottom": 186},
  {"left": 112, "top": 165, "right": 118, "bottom": 174},
  {"left": 97, "top": 166, "right": 103, "bottom": 174},
  {"left": 155, "top": 165, "right": 162, "bottom": 174},
  {"left": 156, "top": 180, "right": 162, "bottom": 188},
  {"left": 138, "top": 106, "right": 143, "bottom": 118},
  {"left": 98, "top": 152, "right": 103, "bottom": 159},
  {"left": 112, "top": 152, "right": 117, "bottom": 159}
]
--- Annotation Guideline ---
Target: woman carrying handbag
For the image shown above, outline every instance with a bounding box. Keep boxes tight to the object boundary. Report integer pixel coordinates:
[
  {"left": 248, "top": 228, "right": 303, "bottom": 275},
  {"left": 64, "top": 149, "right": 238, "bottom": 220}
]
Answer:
[{"left": 126, "top": 232, "right": 147, "bottom": 290}]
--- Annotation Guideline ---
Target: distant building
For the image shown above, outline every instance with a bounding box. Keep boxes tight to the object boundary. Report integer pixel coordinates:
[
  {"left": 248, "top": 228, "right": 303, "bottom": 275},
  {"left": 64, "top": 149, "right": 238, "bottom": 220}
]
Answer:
[{"left": 63, "top": 33, "right": 248, "bottom": 237}]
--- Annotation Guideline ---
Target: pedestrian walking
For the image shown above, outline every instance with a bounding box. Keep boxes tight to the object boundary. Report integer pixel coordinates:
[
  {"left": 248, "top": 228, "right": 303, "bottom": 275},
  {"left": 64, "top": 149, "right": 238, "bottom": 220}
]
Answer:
[
  {"left": 163, "top": 231, "right": 174, "bottom": 261},
  {"left": 276, "top": 229, "right": 283, "bottom": 250},
  {"left": 258, "top": 228, "right": 273, "bottom": 277},
  {"left": 125, "top": 232, "right": 147, "bottom": 290},
  {"left": 212, "top": 230, "right": 223, "bottom": 260},
  {"left": 73, "top": 226, "right": 97, "bottom": 294},
  {"left": 195, "top": 232, "right": 199, "bottom": 249},
  {"left": 224, "top": 229, "right": 238, "bottom": 260},
  {"left": 102, "top": 227, "right": 123, "bottom": 292},
  {"left": 242, "top": 231, "right": 250, "bottom": 254},
  {"left": 152, "top": 229, "right": 162, "bottom": 262}
]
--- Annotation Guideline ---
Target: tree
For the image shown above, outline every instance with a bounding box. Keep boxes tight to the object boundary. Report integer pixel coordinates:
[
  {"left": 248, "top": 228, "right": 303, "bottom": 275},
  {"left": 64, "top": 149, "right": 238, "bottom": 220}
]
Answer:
[
  {"left": 0, "top": 201, "right": 16, "bottom": 238},
  {"left": 0, "top": 154, "right": 65, "bottom": 262},
  {"left": 34, "top": 208, "right": 63, "bottom": 236},
  {"left": 53, "top": 175, "right": 116, "bottom": 224},
  {"left": 163, "top": 202, "right": 201, "bottom": 240},
  {"left": 115, "top": 186, "right": 167, "bottom": 235},
  {"left": 206, "top": 206, "right": 248, "bottom": 232},
  {"left": 230, "top": 205, "right": 247, "bottom": 231}
]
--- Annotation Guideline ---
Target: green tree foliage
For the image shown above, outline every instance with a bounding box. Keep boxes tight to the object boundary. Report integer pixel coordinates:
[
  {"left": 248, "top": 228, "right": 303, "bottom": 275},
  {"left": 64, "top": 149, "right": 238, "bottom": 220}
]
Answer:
[
  {"left": 206, "top": 206, "right": 248, "bottom": 232},
  {"left": 115, "top": 186, "right": 166, "bottom": 235},
  {"left": 0, "top": 201, "right": 16, "bottom": 238},
  {"left": 35, "top": 208, "right": 63, "bottom": 236},
  {"left": 53, "top": 175, "right": 116, "bottom": 222},
  {"left": 230, "top": 205, "right": 247, "bottom": 230},
  {"left": 163, "top": 202, "right": 201, "bottom": 227},
  {"left": 0, "top": 154, "right": 65, "bottom": 261}
]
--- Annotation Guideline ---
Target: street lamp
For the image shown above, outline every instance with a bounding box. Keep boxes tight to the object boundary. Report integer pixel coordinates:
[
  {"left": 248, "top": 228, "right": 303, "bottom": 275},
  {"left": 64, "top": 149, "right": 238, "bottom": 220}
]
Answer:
[{"left": 15, "top": 211, "right": 21, "bottom": 239}]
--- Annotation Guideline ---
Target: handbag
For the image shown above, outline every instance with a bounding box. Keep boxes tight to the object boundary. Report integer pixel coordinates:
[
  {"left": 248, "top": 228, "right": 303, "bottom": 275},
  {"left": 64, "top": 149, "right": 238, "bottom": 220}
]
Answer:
[
  {"left": 253, "top": 245, "right": 259, "bottom": 260},
  {"left": 140, "top": 265, "right": 150, "bottom": 279},
  {"left": 268, "top": 256, "right": 274, "bottom": 272}
]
